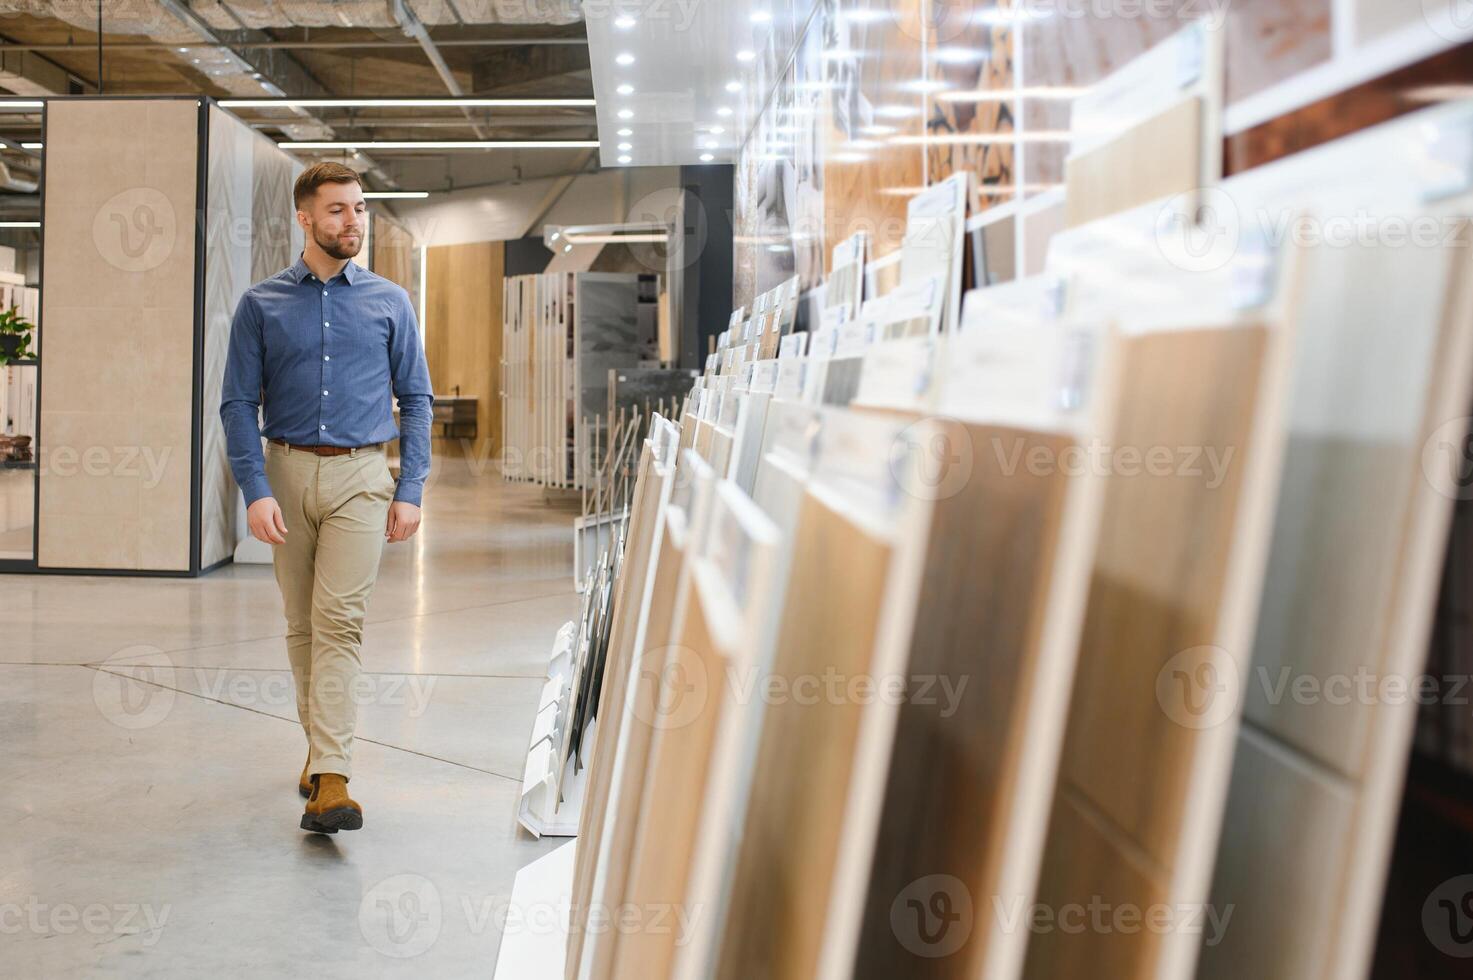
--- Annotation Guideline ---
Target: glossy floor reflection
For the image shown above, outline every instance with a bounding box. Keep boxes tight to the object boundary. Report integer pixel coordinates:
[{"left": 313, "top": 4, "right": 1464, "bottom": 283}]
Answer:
[{"left": 0, "top": 461, "right": 584, "bottom": 977}]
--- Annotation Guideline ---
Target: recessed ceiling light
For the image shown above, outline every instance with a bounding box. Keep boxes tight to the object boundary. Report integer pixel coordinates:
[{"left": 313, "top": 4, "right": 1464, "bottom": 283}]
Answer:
[
  {"left": 717, "top": 107, "right": 732, "bottom": 117},
  {"left": 617, "top": 109, "right": 634, "bottom": 120},
  {"left": 618, "top": 154, "right": 632, "bottom": 163},
  {"left": 708, "top": 125, "right": 725, "bottom": 135},
  {"left": 614, "top": 14, "right": 636, "bottom": 29},
  {"left": 750, "top": 10, "right": 771, "bottom": 23},
  {"left": 550, "top": 231, "right": 561, "bottom": 241},
  {"left": 725, "top": 81, "right": 742, "bottom": 93},
  {"left": 737, "top": 50, "right": 755, "bottom": 62},
  {"left": 563, "top": 243, "right": 573, "bottom": 252},
  {"left": 616, "top": 52, "right": 636, "bottom": 66},
  {"left": 177, "top": 47, "right": 187, "bottom": 53},
  {"left": 617, "top": 83, "right": 634, "bottom": 95},
  {"left": 618, "top": 142, "right": 632, "bottom": 150},
  {"left": 700, "top": 153, "right": 714, "bottom": 162},
  {"left": 704, "top": 139, "right": 719, "bottom": 149},
  {"left": 617, "top": 127, "right": 633, "bottom": 136}
]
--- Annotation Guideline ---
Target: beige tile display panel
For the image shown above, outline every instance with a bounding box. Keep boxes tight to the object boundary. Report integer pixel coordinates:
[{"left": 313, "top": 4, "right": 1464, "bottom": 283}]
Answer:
[
  {"left": 40, "top": 99, "right": 199, "bottom": 572},
  {"left": 1025, "top": 322, "right": 1280, "bottom": 980}
]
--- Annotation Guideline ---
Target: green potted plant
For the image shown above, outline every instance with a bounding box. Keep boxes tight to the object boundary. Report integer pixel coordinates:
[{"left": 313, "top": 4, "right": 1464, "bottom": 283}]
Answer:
[{"left": 0, "top": 304, "right": 34, "bottom": 364}]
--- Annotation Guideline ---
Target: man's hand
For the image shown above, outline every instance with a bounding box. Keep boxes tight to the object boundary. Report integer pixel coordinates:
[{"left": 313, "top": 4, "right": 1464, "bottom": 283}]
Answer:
[
  {"left": 247, "top": 496, "right": 288, "bottom": 545},
  {"left": 386, "top": 501, "right": 422, "bottom": 543}
]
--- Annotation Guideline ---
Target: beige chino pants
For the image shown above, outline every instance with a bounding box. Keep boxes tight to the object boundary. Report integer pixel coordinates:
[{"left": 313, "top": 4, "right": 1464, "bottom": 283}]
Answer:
[{"left": 264, "top": 441, "right": 395, "bottom": 780}]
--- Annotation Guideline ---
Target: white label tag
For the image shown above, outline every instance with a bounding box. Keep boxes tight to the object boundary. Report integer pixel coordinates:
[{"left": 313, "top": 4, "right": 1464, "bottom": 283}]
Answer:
[
  {"left": 1420, "top": 120, "right": 1473, "bottom": 202},
  {"left": 1230, "top": 229, "right": 1278, "bottom": 311},
  {"left": 1177, "top": 21, "right": 1205, "bottom": 90}
]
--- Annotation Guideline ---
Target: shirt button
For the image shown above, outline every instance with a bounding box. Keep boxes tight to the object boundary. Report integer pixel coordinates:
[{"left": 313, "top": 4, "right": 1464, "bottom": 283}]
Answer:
[
  {"left": 324, "top": 321, "right": 330, "bottom": 327},
  {"left": 320, "top": 424, "right": 326, "bottom": 430},
  {"left": 323, "top": 389, "right": 329, "bottom": 396},
  {"left": 323, "top": 355, "right": 330, "bottom": 361}
]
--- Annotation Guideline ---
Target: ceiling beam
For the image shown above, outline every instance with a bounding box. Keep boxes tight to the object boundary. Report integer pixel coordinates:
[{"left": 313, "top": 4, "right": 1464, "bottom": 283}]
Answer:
[
  {"left": 389, "top": 0, "right": 487, "bottom": 139},
  {"left": 154, "top": 0, "right": 398, "bottom": 187}
]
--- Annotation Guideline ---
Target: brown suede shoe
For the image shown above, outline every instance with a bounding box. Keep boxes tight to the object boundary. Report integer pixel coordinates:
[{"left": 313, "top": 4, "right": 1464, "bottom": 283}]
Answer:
[
  {"left": 298, "top": 751, "right": 312, "bottom": 799},
  {"left": 300, "top": 773, "right": 363, "bottom": 834}
]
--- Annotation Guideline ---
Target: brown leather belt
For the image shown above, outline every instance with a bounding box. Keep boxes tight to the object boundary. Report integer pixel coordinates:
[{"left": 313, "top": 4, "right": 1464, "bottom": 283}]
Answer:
[{"left": 268, "top": 437, "right": 381, "bottom": 457}]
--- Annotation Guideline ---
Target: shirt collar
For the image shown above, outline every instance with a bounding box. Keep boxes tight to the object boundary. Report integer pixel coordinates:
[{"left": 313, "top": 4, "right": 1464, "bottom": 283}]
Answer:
[{"left": 289, "top": 254, "right": 360, "bottom": 286}]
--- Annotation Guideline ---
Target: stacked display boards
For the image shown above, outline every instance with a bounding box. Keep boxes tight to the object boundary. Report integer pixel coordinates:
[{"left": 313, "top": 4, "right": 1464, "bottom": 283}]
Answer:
[{"left": 497, "top": 25, "right": 1473, "bottom": 980}]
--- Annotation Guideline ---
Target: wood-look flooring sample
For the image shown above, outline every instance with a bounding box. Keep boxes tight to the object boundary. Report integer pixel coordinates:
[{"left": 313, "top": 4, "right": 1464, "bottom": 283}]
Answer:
[
  {"left": 1065, "top": 97, "right": 1202, "bottom": 229},
  {"left": 713, "top": 491, "right": 895, "bottom": 980},
  {"left": 611, "top": 566, "right": 725, "bottom": 980},
  {"left": 583, "top": 512, "right": 695, "bottom": 979},
  {"left": 1196, "top": 203, "right": 1473, "bottom": 979},
  {"left": 568, "top": 443, "right": 663, "bottom": 977},
  {"left": 1024, "top": 322, "right": 1277, "bottom": 980},
  {"left": 849, "top": 422, "right": 1081, "bottom": 980}
]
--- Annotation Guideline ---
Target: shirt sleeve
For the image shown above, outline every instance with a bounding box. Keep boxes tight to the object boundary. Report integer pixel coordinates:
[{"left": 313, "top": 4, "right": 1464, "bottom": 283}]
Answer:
[
  {"left": 390, "top": 289, "right": 435, "bottom": 505},
  {"left": 219, "top": 292, "right": 274, "bottom": 507}
]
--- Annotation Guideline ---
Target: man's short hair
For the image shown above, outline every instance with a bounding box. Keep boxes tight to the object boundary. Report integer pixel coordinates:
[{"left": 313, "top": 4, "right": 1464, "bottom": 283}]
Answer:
[{"left": 294, "top": 162, "right": 362, "bottom": 210}]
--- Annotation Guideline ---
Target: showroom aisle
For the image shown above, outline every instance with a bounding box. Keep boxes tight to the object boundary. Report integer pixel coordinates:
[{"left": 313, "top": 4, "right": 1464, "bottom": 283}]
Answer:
[{"left": 0, "top": 461, "right": 582, "bottom": 977}]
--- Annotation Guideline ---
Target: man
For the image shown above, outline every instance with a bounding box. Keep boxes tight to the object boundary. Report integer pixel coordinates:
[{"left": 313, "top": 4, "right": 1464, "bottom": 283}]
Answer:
[{"left": 220, "top": 162, "right": 433, "bottom": 835}]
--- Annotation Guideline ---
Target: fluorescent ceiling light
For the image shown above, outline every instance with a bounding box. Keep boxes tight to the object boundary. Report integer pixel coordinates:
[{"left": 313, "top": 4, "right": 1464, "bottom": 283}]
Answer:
[
  {"left": 725, "top": 81, "right": 742, "bottom": 93},
  {"left": 700, "top": 153, "right": 714, "bottom": 162},
  {"left": 750, "top": 10, "right": 771, "bottom": 22},
  {"left": 221, "top": 97, "right": 596, "bottom": 108},
  {"left": 363, "top": 191, "right": 429, "bottom": 199},
  {"left": 617, "top": 109, "right": 634, "bottom": 120},
  {"left": 617, "top": 127, "right": 633, "bottom": 136},
  {"left": 20, "top": 142, "right": 42, "bottom": 149},
  {"left": 563, "top": 243, "right": 573, "bottom": 253},
  {"left": 0, "top": 221, "right": 39, "bottom": 228},
  {"left": 737, "top": 50, "right": 755, "bottom": 62},
  {"left": 278, "top": 140, "right": 601, "bottom": 149},
  {"left": 717, "top": 107, "right": 732, "bottom": 117},
  {"left": 616, "top": 52, "right": 636, "bottom": 66},
  {"left": 708, "top": 125, "right": 725, "bottom": 135},
  {"left": 617, "top": 142, "right": 632, "bottom": 150},
  {"left": 617, "top": 83, "right": 634, "bottom": 95},
  {"left": 0, "top": 101, "right": 44, "bottom": 110},
  {"left": 614, "top": 14, "right": 636, "bottom": 28},
  {"left": 618, "top": 154, "right": 632, "bottom": 163}
]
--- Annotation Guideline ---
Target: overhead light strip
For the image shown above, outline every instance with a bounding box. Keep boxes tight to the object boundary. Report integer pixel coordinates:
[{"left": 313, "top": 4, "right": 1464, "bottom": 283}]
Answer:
[
  {"left": 0, "top": 221, "right": 40, "bottom": 228},
  {"left": 278, "top": 140, "right": 601, "bottom": 150},
  {"left": 225, "top": 98, "right": 596, "bottom": 108}
]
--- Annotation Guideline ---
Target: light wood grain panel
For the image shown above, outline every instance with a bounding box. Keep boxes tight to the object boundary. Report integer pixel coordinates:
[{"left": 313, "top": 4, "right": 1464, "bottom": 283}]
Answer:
[
  {"left": 849, "top": 423, "right": 1079, "bottom": 980},
  {"left": 1025, "top": 322, "right": 1278, "bottom": 980},
  {"left": 611, "top": 565, "right": 724, "bottom": 980},
  {"left": 568, "top": 442, "right": 662, "bottom": 976},
  {"left": 585, "top": 513, "right": 694, "bottom": 979},
  {"left": 424, "top": 241, "right": 504, "bottom": 459},
  {"left": 1199, "top": 205, "right": 1473, "bottom": 979},
  {"left": 1065, "top": 97, "right": 1203, "bottom": 229},
  {"left": 713, "top": 491, "right": 894, "bottom": 980}
]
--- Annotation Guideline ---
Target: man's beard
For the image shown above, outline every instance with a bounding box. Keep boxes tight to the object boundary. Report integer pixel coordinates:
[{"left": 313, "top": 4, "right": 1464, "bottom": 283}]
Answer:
[{"left": 314, "top": 226, "right": 362, "bottom": 260}]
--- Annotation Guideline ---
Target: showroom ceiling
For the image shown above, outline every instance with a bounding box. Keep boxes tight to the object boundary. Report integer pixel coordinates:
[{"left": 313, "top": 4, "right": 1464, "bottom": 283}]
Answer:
[{"left": 0, "top": 0, "right": 605, "bottom": 214}]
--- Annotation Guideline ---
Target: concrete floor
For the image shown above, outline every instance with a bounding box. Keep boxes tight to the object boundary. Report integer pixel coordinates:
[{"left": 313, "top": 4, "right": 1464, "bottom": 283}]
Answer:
[{"left": 0, "top": 462, "right": 584, "bottom": 977}]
